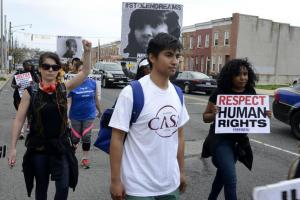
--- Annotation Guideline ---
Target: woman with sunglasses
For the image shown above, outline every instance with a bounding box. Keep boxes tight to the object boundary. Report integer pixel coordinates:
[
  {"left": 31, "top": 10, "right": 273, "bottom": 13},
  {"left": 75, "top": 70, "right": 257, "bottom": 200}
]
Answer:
[{"left": 8, "top": 40, "right": 92, "bottom": 200}]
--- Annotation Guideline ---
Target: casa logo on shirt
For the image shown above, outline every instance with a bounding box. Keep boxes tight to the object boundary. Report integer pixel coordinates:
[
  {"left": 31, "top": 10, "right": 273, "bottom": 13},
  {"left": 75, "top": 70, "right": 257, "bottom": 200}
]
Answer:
[{"left": 148, "top": 105, "right": 179, "bottom": 137}]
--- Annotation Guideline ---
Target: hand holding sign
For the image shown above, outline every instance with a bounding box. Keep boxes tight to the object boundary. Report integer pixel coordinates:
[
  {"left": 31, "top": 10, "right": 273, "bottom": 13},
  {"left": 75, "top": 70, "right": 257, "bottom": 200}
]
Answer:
[{"left": 215, "top": 95, "right": 270, "bottom": 134}]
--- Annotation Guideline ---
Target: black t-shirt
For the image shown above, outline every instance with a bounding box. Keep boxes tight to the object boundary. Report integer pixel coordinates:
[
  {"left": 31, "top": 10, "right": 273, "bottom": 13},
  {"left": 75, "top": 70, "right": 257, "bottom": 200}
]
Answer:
[{"left": 27, "top": 87, "right": 63, "bottom": 139}]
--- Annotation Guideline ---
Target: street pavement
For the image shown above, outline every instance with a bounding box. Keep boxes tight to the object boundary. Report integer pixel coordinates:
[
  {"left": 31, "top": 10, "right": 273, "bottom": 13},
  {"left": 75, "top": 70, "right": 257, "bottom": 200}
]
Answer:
[{"left": 0, "top": 75, "right": 297, "bottom": 200}]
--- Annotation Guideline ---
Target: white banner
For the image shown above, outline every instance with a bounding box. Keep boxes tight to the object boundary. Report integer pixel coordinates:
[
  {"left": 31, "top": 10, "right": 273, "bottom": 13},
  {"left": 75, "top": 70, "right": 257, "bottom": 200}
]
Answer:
[
  {"left": 57, "top": 36, "right": 83, "bottom": 59},
  {"left": 120, "top": 2, "right": 183, "bottom": 58},
  {"left": 14, "top": 72, "right": 33, "bottom": 97},
  {"left": 64, "top": 73, "right": 102, "bottom": 99},
  {"left": 215, "top": 95, "right": 270, "bottom": 134},
  {"left": 253, "top": 178, "right": 300, "bottom": 200}
]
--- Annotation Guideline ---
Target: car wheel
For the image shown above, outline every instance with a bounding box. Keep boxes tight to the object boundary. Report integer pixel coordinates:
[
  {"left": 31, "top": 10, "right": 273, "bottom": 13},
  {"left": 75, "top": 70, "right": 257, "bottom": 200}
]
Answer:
[
  {"left": 184, "top": 84, "right": 190, "bottom": 94},
  {"left": 102, "top": 78, "right": 107, "bottom": 88},
  {"left": 291, "top": 111, "right": 300, "bottom": 139}
]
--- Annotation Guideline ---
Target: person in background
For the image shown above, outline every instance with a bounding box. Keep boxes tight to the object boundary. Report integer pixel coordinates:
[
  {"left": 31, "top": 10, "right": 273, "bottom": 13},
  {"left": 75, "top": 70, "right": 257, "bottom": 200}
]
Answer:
[
  {"left": 63, "top": 39, "right": 77, "bottom": 58},
  {"left": 8, "top": 40, "right": 92, "bottom": 200},
  {"left": 11, "top": 61, "right": 40, "bottom": 139},
  {"left": 134, "top": 58, "right": 151, "bottom": 80},
  {"left": 202, "top": 58, "right": 272, "bottom": 200},
  {"left": 68, "top": 61, "right": 101, "bottom": 169}
]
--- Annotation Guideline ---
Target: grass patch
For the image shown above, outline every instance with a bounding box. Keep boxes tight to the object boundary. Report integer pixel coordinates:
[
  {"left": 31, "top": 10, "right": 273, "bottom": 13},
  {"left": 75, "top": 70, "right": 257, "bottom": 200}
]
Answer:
[
  {"left": 0, "top": 76, "right": 6, "bottom": 81},
  {"left": 256, "top": 84, "right": 289, "bottom": 90}
]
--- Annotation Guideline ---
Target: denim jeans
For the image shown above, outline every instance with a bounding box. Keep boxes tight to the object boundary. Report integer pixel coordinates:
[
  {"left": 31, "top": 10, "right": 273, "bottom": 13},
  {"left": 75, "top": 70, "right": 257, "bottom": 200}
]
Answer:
[
  {"left": 208, "top": 140, "right": 237, "bottom": 200},
  {"left": 32, "top": 154, "right": 69, "bottom": 200}
]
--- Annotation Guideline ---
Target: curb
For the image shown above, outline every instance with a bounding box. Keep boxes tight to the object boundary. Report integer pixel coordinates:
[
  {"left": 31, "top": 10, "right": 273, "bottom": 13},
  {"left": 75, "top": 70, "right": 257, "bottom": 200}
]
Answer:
[{"left": 0, "top": 75, "right": 12, "bottom": 92}]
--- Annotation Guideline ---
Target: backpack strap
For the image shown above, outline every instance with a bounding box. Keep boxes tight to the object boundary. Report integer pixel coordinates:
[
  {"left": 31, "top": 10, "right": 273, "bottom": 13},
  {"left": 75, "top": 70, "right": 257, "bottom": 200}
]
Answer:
[
  {"left": 129, "top": 80, "right": 144, "bottom": 125},
  {"left": 172, "top": 83, "right": 183, "bottom": 105}
]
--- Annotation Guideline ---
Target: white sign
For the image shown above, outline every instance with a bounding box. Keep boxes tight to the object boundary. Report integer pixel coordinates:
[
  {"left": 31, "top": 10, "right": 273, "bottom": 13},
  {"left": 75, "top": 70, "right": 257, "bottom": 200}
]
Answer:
[
  {"left": 64, "top": 73, "right": 102, "bottom": 99},
  {"left": 215, "top": 95, "right": 270, "bottom": 134},
  {"left": 14, "top": 72, "right": 33, "bottom": 97},
  {"left": 57, "top": 36, "right": 83, "bottom": 59},
  {"left": 120, "top": 2, "right": 183, "bottom": 58},
  {"left": 253, "top": 178, "right": 300, "bottom": 200}
]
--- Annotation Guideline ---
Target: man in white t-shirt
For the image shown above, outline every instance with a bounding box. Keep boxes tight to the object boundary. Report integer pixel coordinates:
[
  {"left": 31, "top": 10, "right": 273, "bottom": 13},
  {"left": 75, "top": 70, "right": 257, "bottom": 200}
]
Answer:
[{"left": 109, "top": 33, "right": 190, "bottom": 200}]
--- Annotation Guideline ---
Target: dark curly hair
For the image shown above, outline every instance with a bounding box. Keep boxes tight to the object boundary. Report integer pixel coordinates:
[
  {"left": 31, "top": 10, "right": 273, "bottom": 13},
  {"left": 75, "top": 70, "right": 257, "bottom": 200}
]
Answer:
[{"left": 217, "top": 58, "right": 258, "bottom": 92}]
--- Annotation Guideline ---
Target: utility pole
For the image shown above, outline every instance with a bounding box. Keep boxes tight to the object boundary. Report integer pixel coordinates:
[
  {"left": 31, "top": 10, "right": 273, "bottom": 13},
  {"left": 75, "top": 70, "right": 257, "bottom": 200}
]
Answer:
[
  {"left": 4, "top": 15, "right": 7, "bottom": 71},
  {"left": 97, "top": 39, "right": 100, "bottom": 61},
  {"left": 8, "top": 21, "right": 11, "bottom": 72},
  {"left": 0, "top": 0, "right": 3, "bottom": 71}
]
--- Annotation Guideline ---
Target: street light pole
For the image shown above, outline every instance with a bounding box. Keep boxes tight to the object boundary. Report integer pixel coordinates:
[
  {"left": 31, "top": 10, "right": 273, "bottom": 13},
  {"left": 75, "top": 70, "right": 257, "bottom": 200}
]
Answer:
[
  {"left": 8, "top": 23, "right": 32, "bottom": 71},
  {"left": 0, "top": 0, "right": 3, "bottom": 71}
]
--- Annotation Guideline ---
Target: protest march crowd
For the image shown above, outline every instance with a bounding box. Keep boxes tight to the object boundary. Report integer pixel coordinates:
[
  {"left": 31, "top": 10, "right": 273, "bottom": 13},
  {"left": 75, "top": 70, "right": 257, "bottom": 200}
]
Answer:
[{"left": 3, "top": 3, "right": 300, "bottom": 200}]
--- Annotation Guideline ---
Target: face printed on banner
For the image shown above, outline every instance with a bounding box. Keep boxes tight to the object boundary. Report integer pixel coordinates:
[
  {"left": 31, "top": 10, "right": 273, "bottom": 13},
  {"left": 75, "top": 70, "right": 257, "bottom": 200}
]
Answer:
[
  {"left": 134, "top": 23, "right": 168, "bottom": 50},
  {"left": 232, "top": 66, "right": 248, "bottom": 91}
]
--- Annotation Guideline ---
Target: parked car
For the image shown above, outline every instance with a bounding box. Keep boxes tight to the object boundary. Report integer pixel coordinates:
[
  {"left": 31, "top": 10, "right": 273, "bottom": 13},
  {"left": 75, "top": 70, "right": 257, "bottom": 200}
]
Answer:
[
  {"left": 172, "top": 71, "right": 217, "bottom": 94},
  {"left": 273, "top": 84, "right": 300, "bottom": 139},
  {"left": 93, "top": 62, "right": 129, "bottom": 88}
]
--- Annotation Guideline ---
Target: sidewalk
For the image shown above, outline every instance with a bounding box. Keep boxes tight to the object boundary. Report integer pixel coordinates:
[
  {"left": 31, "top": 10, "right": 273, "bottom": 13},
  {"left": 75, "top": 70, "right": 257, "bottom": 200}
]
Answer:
[
  {"left": 255, "top": 88, "right": 275, "bottom": 96},
  {"left": 0, "top": 72, "right": 13, "bottom": 91}
]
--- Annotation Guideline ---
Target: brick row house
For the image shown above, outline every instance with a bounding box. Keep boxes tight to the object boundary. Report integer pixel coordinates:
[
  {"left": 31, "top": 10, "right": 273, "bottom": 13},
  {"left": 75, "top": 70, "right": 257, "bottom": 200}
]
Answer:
[
  {"left": 181, "top": 13, "right": 300, "bottom": 84},
  {"left": 181, "top": 17, "right": 233, "bottom": 77}
]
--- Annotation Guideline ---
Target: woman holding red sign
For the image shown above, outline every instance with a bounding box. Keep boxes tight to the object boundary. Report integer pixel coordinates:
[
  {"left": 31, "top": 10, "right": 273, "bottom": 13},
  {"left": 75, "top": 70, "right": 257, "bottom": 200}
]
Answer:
[{"left": 202, "top": 58, "right": 271, "bottom": 200}]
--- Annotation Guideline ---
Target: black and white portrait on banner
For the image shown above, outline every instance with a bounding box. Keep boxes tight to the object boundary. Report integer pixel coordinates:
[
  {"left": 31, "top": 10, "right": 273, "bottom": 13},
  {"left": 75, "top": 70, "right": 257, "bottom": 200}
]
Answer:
[
  {"left": 57, "top": 36, "right": 83, "bottom": 59},
  {"left": 121, "top": 2, "right": 183, "bottom": 58}
]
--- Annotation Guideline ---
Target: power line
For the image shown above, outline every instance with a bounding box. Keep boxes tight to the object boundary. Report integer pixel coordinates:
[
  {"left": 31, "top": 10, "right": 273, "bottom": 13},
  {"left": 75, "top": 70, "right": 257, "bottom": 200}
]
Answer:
[{"left": 13, "top": 30, "right": 120, "bottom": 40}]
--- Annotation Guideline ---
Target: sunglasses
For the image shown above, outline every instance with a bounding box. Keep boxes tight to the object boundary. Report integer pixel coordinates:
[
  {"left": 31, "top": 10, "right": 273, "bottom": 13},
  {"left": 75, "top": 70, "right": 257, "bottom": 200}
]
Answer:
[{"left": 41, "top": 63, "right": 61, "bottom": 71}]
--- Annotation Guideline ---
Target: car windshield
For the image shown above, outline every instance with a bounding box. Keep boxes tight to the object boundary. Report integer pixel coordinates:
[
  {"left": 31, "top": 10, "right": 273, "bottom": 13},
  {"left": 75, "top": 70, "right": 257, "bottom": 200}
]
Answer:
[
  {"left": 191, "top": 72, "right": 210, "bottom": 79},
  {"left": 103, "top": 63, "right": 122, "bottom": 71},
  {"left": 293, "top": 83, "right": 300, "bottom": 91}
]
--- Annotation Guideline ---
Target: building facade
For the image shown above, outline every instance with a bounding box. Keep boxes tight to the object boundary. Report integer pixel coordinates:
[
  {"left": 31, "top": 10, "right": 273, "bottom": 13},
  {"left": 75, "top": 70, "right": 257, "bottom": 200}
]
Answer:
[
  {"left": 182, "top": 13, "right": 300, "bottom": 84},
  {"left": 91, "top": 40, "right": 121, "bottom": 65}
]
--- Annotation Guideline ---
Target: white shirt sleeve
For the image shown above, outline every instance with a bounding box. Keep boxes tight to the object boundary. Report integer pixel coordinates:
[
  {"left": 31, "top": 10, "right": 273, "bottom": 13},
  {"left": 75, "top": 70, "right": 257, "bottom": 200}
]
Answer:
[
  {"left": 178, "top": 97, "right": 190, "bottom": 128},
  {"left": 109, "top": 86, "right": 133, "bottom": 132}
]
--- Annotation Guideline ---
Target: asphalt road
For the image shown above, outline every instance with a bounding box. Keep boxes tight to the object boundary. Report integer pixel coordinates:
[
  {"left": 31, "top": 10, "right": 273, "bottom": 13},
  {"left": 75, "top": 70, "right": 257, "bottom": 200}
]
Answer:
[{"left": 0, "top": 81, "right": 299, "bottom": 200}]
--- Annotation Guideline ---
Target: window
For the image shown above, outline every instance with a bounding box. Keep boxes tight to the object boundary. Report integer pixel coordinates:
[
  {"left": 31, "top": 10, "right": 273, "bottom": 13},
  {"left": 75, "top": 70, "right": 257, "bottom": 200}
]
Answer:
[
  {"left": 224, "top": 31, "right": 230, "bottom": 46},
  {"left": 197, "top": 34, "right": 202, "bottom": 47},
  {"left": 212, "top": 56, "right": 216, "bottom": 71},
  {"left": 205, "top": 34, "right": 210, "bottom": 47},
  {"left": 195, "top": 56, "right": 199, "bottom": 65},
  {"left": 178, "top": 72, "right": 187, "bottom": 79},
  {"left": 189, "top": 36, "right": 194, "bottom": 49},
  {"left": 206, "top": 57, "right": 210, "bottom": 74},
  {"left": 191, "top": 72, "right": 210, "bottom": 79},
  {"left": 189, "top": 57, "right": 194, "bottom": 70},
  {"left": 182, "top": 37, "right": 186, "bottom": 49},
  {"left": 200, "top": 56, "right": 204, "bottom": 72},
  {"left": 184, "top": 57, "right": 188, "bottom": 68},
  {"left": 218, "top": 56, "right": 222, "bottom": 72},
  {"left": 214, "top": 32, "right": 219, "bottom": 46}
]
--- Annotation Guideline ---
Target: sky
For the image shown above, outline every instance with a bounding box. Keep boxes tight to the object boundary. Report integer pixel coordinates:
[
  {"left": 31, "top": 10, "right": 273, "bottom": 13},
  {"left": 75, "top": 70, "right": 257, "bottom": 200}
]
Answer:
[{"left": 5, "top": 0, "right": 300, "bottom": 51}]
